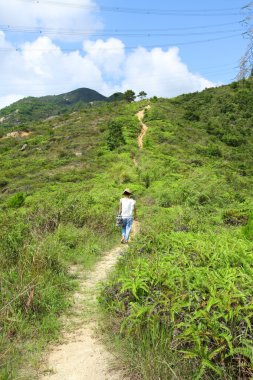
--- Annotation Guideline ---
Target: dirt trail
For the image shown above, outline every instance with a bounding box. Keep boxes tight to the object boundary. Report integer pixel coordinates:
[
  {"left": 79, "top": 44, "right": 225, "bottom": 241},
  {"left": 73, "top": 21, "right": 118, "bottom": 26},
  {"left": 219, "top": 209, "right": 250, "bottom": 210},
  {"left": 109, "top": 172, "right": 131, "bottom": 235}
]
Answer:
[
  {"left": 40, "top": 247, "right": 125, "bottom": 380},
  {"left": 38, "top": 107, "right": 147, "bottom": 379},
  {"left": 136, "top": 105, "right": 150, "bottom": 149},
  {"left": 40, "top": 222, "right": 140, "bottom": 380}
]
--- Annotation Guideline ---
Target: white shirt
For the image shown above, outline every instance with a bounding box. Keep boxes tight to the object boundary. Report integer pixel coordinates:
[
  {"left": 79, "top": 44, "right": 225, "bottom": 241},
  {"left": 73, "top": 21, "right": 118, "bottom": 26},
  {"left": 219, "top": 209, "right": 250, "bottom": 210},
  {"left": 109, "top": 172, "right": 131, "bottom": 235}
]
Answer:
[{"left": 120, "top": 197, "right": 136, "bottom": 218}]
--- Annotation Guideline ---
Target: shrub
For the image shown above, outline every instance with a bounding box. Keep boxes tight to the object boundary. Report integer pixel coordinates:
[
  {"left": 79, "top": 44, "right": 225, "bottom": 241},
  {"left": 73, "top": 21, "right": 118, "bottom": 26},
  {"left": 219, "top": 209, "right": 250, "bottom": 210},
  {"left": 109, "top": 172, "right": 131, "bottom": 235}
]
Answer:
[
  {"left": 184, "top": 110, "right": 200, "bottom": 121},
  {"left": 0, "top": 178, "right": 8, "bottom": 188},
  {"left": 196, "top": 144, "right": 222, "bottom": 157},
  {"left": 158, "top": 192, "right": 172, "bottom": 208},
  {"left": 243, "top": 213, "right": 253, "bottom": 241},
  {"left": 7, "top": 192, "right": 26, "bottom": 208},
  {"left": 223, "top": 209, "right": 248, "bottom": 226},
  {"left": 221, "top": 134, "right": 245, "bottom": 147},
  {"left": 107, "top": 119, "right": 126, "bottom": 151}
]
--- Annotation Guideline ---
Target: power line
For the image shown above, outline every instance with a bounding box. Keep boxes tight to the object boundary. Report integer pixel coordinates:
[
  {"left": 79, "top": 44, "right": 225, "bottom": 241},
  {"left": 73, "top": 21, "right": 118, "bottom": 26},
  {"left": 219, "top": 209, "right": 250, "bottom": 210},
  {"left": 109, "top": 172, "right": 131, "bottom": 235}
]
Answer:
[
  {"left": 16, "top": 0, "right": 241, "bottom": 16},
  {"left": 0, "top": 21, "right": 241, "bottom": 35},
  {"left": 0, "top": 33, "right": 242, "bottom": 53},
  {"left": 0, "top": 25, "right": 242, "bottom": 37}
]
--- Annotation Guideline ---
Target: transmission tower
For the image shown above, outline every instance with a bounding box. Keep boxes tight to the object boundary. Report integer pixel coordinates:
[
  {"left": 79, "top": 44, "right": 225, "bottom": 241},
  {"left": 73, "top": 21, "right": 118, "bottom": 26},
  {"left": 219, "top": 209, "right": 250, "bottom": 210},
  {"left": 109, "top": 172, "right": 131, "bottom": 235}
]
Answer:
[{"left": 237, "top": 1, "right": 253, "bottom": 79}]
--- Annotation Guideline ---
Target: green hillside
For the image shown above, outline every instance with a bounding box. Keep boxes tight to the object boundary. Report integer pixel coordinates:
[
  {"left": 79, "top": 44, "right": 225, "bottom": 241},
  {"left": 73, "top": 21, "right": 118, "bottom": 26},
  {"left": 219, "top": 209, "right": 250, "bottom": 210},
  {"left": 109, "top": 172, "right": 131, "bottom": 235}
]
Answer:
[
  {"left": 0, "top": 88, "right": 122, "bottom": 132},
  {"left": 0, "top": 78, "right": 253, "bottom": 379}
]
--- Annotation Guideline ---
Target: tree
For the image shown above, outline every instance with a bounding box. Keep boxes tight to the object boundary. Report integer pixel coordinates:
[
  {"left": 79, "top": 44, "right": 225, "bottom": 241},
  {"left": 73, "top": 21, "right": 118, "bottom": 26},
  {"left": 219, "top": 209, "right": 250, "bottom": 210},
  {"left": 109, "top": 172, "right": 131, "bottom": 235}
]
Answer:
[
  {"left": 107, "top": 120, "right": 125, "bottom": 151},
  {"left": 137, "top": 91, "right": 147, "bottom": 100},
  {"left": 123, "top": 90, "right": 136, "bottom": 103}
]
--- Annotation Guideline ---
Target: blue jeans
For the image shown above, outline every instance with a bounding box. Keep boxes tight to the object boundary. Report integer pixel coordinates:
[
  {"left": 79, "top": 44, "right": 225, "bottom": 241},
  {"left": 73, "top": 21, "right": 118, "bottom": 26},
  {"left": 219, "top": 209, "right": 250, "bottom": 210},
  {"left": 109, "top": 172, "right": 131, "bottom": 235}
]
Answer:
[{"left": 122, "top": 217, "right": 133, "bottom": 242}]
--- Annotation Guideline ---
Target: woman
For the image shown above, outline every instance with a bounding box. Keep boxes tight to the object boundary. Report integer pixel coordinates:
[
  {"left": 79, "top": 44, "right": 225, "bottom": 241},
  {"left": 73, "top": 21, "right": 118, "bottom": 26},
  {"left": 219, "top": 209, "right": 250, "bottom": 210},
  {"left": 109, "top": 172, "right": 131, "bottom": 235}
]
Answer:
[{"left": 119, "top": 188, "right": 136, "bottom": 244}]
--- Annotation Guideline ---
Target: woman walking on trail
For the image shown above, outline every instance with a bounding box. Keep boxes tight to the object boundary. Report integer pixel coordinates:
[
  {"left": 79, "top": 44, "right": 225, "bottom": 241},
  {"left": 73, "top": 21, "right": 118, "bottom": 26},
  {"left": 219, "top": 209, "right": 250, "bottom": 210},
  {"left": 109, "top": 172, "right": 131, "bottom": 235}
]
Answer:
[{"left": 119, "top": 188, "right": 136, "bottom": 244}]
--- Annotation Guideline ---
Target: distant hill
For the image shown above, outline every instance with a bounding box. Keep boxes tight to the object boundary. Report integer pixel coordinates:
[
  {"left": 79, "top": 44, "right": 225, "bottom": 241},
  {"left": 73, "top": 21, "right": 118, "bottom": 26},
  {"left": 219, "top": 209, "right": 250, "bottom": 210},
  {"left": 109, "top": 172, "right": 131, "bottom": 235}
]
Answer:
[{"left": 0, "top": 88, "right": 123, "bottom": 129}]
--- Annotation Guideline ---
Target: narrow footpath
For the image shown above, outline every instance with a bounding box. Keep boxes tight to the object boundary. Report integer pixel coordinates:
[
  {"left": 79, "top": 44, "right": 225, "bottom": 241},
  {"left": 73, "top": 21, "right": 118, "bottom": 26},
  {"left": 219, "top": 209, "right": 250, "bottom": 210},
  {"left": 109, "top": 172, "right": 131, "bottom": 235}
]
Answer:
[
  {"left": 39, "top": 106, "right": 149, "bottom": 379},
  {"left": 136, "top": 105, "right": 150, "bottom": 150},
  {"left": 40, "top": 245, "right": 127, "bottom": 380}
]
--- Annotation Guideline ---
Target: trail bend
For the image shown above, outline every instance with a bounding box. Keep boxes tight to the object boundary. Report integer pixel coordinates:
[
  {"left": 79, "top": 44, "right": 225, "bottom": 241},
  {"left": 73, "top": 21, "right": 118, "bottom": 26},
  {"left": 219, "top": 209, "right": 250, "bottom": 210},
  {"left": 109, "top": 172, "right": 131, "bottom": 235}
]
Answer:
[{"left": 136, "top": 105, "right": 150, "bottom": 150}]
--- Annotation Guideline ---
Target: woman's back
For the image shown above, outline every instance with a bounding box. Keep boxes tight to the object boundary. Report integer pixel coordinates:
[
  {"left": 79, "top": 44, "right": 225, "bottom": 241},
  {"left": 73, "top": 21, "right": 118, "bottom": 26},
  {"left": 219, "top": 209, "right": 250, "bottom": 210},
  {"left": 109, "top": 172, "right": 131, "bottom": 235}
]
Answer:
[{"left": 120, "top": 197, "right": 136, "bottom": 218}]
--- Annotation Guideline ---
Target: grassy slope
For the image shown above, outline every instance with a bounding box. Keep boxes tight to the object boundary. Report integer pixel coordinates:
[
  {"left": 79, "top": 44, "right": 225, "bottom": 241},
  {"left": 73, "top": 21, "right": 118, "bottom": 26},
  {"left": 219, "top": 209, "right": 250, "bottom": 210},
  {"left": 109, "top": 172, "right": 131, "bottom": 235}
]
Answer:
[
  {"left": 101, "top": 79, "right": 253, "bottom": 379},
  {"left": 0, "top": 78, "right": 253, "bottom": 379},
  {"left": 0, "top": 99, "right": 143, "bottom": 379},
  {"left": 0, "top": 88, "right": 115, "bottom": 131}
]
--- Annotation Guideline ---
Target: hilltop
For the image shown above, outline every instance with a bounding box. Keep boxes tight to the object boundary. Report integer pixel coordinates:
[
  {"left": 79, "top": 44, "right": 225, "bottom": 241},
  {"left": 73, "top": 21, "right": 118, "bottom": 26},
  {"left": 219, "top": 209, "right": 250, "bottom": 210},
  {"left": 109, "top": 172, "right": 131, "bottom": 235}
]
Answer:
[
  {"left": 0, "top": 87, "right": 123, "bottom": 130},
  {"left": 0, "top": 78, "right": 253, "bottom": 379}
]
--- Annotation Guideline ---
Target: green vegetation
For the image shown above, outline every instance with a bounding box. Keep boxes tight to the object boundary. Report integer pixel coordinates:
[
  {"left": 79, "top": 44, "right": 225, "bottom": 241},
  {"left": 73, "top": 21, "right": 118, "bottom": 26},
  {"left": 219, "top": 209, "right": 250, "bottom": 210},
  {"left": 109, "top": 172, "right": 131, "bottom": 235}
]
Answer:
[
  {"left": 0, "top": 77, "right": 253, "bottom": 379},
  {"left": 0, "top": 87, "right": 122, "bottom": 132},
  {"left": 0, "top": 99, "right": 141, "bottom": 378},
  {"left": 123, "top": 89, "right": 136, "bottom": 103},
  {"left": 101, "top": 78, "right": 253, "bottom": 379}
]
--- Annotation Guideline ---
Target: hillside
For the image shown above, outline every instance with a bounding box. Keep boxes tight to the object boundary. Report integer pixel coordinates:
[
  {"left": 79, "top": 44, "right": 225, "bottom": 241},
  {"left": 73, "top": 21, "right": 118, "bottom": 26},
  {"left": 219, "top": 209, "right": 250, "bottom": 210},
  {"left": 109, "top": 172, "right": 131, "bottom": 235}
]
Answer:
[
  {"left": 0, "top": 87, "right": 123, "bottom": 131},
  {"left": 0, "top": 78, "right": 253, "bottom": 379}
]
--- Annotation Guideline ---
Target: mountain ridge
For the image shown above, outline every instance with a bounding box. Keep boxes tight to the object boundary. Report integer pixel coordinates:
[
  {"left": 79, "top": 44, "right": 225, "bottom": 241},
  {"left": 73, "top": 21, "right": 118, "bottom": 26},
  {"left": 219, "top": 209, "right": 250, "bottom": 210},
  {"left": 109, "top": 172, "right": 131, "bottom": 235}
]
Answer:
[{"left": 0, "top": 87, "right": 123, "bottom": 129}]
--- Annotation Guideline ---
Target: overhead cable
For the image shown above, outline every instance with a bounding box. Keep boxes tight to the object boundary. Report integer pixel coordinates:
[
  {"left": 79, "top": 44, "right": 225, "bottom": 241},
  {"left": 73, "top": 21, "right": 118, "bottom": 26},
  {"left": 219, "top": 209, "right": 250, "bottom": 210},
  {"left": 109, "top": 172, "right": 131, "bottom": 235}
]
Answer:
[
  {"left": 0, "top": 25, "right": 242, "bottom": 37},
  {"left": 0, "top": 21, "right": 241, "bottom": 34},
  {"left": 0, "top": 33, "right": 242, "bottom": 53},
  {"left": 17, "top": 0, "right": 241, "bottom": 16}
]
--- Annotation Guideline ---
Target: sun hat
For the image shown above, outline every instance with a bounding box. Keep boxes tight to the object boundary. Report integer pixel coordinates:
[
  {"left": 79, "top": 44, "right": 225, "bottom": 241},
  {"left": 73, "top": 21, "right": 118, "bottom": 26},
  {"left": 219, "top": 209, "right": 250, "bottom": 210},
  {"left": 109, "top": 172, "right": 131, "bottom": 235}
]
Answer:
[{"left": 122, "top": 188, "right": 132, "bottom": 195}]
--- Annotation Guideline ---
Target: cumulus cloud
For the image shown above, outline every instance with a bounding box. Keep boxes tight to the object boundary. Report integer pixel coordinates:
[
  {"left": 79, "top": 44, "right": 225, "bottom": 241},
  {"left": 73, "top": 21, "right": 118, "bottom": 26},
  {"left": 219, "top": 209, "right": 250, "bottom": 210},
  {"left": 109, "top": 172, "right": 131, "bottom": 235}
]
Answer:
[
  {"left": 0, "top": 32, "right": 215, "bottom": 109},
  {"left": 122, "top": 46, "right": 214, "bottom": 98},
  {"left": 0, "top": 0, "right": 102, "bottom": 41},
  {"left": 83, "top": 38, "right": 126, "bottom": 77}
]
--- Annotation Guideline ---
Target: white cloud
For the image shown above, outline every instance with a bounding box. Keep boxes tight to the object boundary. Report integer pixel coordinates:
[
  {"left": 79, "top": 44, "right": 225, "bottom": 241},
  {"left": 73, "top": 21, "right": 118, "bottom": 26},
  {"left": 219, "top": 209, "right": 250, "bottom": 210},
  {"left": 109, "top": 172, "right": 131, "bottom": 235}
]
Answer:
[
  {"left": 83, "top": 38, "right": 126, "bottom": 77},
  {"left": 0, "top": 33, "right": 216, "bottom": 109},
  {"left": 122, "top": 46, "right": 214, "bottom": 97},
  {"left": 0, "top": 0, "right": 102, "bottom": 41}
]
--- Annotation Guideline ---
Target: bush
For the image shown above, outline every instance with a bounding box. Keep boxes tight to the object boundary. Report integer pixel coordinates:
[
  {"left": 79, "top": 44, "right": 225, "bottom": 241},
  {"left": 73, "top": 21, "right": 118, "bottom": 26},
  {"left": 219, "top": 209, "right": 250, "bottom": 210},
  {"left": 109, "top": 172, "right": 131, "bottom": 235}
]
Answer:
[
  {"left": 107, "top": 119, "right": 125, "bottom": 151},
  {"left": 0, "top": 178, "right": 8, "bottom": 188},
  {"left": 184, "top": 110, "right": 200, "bottom": 121},
  {"left": 7, "top": 192, "right": 26, "bottom": 208},
  {"left": 223, "top": 209, "right": 248, "bottom": 226},
  {"left": 221, "top": 134, "right": 245, "bottom": 147},
  {"left": 243, "top": 213, "right": 253, "bottom": 241},
  {"left": 158, "top": 192, "right": 172, "bottom": 208},
  {"left": 196, "top": 144, "right": 222, "bottom": 157}
]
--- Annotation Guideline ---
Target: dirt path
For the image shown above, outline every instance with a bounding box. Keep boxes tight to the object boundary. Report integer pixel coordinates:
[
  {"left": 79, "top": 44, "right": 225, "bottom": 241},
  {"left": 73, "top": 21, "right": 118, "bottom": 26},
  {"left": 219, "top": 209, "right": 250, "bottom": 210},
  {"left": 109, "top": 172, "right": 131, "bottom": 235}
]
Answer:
[
  {"left": 136, "top": 105, "right": 150, "bottom": 149},
  {"left": 38, "top": 107, "right": 147, "bottom": 379},
  {"left": 40, "top": 222, "right": 140, "bottom": 380}
]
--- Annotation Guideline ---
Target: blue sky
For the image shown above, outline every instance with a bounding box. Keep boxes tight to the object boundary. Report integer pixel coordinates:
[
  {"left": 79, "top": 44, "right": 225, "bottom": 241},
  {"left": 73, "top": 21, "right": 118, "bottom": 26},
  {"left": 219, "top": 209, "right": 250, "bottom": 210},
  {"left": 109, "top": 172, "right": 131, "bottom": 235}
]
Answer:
[
  {"left": 100, "top": 0, "right": 246, "bottom": 79},
  {"left": 0, "top": 0, "right": 250, "bottom": 108}
]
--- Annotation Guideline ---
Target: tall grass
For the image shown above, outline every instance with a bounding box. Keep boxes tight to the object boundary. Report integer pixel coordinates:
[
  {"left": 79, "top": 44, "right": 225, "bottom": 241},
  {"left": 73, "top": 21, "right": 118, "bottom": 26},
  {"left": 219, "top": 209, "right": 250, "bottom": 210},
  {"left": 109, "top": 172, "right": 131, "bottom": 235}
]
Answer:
[
  {"left": 0, "top": 99, "right": 142, "bottom": 377},
  {"left": 0, "top": 187, "right": 120, "bottom": 378},
  {"left": 1, "top": 79, "right": 253, "bottom": 378},
  {"left": 100, "top": 80, "right": 253, "bottom": 379}
]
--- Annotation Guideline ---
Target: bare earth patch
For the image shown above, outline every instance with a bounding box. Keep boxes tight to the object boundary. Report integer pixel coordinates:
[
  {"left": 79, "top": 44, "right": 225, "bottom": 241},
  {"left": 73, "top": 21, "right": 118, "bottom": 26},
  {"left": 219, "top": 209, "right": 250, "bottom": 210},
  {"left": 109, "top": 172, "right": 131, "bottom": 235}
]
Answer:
[{"left": 1, "top": 131, "right": 31, "bottom": 139}]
